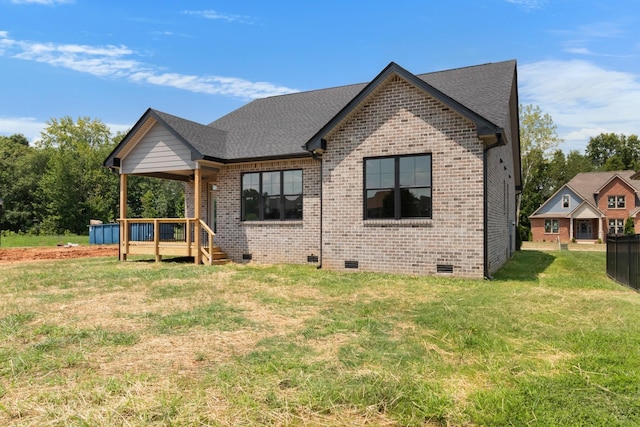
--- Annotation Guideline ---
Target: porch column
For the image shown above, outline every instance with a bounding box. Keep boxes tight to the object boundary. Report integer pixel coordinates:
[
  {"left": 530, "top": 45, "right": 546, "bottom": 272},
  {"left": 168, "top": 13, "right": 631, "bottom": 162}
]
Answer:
[
  {"left": 194, "top": 168, "right": 202, "bottom": 265},
  {"left": 569, "top": 216, "right": 574, "bottom": 241},
  {"left": 119, "top": 173, "right": 127, "bottom": 261},
  {"left": 598, "top": 217, "right": 603, "bottom": 241}
]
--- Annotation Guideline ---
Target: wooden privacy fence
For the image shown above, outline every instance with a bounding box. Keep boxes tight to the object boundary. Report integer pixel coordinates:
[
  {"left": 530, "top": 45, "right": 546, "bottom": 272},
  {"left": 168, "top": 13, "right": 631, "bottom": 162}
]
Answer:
[{"left": 606, "top": 234, "right": 640, "bottom": 291}]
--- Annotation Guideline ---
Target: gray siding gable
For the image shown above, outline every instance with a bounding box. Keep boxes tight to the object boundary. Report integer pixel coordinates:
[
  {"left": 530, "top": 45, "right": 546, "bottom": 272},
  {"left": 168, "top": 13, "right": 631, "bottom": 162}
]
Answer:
[
  {"left": 534, "top": 187, "right": 584, "bottom": 216},
  {"left": 121, "top": 122, "right": 195, "bottom": 174}
]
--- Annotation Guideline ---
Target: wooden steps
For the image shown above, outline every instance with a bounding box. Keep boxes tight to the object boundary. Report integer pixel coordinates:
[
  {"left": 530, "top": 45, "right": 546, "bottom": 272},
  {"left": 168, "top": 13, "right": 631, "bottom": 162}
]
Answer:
[{"left": 201, "top": 245, "right": 231, "bottom": 265}]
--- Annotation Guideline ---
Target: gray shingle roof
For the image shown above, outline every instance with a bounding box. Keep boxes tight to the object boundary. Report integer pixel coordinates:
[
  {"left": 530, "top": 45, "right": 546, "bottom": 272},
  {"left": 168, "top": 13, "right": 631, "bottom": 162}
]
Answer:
[
  {"left": 150, "top": 109, "right": 227, "bottom": 161},
  {"left": 419, "top": 60, "right": 516, "bottom": 137},
  {"left": 106, "top": 60, "right": 518, "bottom": 166},
  {"left": 566, "top": 171, "right": 640, "bottom": 202},
  {"left": 207, "top": 59, "right": 517, "bottom": 162},
  {"left": 208, "top": 83, "right": 365, "bottom": 160}
]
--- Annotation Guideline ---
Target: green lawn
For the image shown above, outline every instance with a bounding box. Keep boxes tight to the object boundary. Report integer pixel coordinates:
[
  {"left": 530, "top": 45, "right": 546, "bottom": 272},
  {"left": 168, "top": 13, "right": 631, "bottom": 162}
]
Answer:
[
  {"left": 0, "top": 250, "right": 638, "bottom": 425},
  {"left": 0, "top": 232, "right": 89, "bottom": 248}
]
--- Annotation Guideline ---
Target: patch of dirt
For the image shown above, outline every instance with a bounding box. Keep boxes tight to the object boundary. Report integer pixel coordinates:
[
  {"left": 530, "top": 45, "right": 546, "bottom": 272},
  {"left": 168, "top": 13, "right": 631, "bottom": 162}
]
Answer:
[{"left": 0, "top": 245, "right": 118, "bottom": 263}]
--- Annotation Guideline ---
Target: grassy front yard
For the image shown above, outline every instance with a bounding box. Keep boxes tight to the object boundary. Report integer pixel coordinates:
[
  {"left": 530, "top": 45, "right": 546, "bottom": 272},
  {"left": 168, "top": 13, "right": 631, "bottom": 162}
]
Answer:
[
  {"left": 0, "top": 250, "right": 638, "bottom": 425},
  {"left": 0, "top": 232, "right": 89, "bottom": 248}
]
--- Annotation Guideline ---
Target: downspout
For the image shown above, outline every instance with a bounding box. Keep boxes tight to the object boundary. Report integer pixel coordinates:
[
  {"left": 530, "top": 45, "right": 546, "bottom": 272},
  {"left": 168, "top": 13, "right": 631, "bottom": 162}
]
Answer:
[
  {"left": 311, "top": 152, "right": 323, "bottom": 269},
  {"left": 483, "top": 132, "right": 504, "bottom": 280}
]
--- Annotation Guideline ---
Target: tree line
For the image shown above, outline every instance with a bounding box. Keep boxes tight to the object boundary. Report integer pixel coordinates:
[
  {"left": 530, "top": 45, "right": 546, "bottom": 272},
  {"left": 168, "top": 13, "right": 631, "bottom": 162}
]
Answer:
[
  {"left": 519, "top": 104, "right": 640, "bottom": 240},
  {"left": 1, "top": 111, "right": 637, "bottom": 238},
  {"left": 0, "top": 117, "right": 184, "bottom": 235}
]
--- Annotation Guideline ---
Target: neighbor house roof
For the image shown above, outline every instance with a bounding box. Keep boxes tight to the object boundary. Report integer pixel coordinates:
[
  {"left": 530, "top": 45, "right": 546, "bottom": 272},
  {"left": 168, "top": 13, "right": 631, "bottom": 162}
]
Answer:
[
  {"left": 530, "top": 170, "right": 640, "bottom": 218},
  {"left": 566, "top": 171, "right": 640, "bottom": 201},
  {"left": 105, "top": 60, "right": 519, "bottom": 172}
]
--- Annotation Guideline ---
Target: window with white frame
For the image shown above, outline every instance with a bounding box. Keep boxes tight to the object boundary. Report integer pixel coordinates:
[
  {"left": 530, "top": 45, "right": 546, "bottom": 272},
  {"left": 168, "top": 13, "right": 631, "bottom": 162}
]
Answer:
[
  {"left": 544, "top": 219, "right": 559, "bottom": 234},
  {"left": 608, "top": 218, "right": 624, "bottom": 234},
  {"left": 562, "top": 194, "right": 570, "bottom": 209},
  {"left": 607, "top": 195, "right": 625, "bottom": 209}
]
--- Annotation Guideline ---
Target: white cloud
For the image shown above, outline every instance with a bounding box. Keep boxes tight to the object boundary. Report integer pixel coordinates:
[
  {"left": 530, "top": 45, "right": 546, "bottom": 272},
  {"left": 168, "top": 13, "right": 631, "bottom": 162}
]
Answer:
[
  {"left": 0, "top": 116, "right": 46, "bottom": 142},
  {"left": 0, "top": 31, "right": 297, "bottom": 99},
  {"left": 564, "top": 47, "right": 592, "bottom": 55},
  {"left": 505, "top": 0, "right": 547, "bottom": 11},
  {"left": 182, "top": 9, "right": 257, "bottom": 25},
  {"left": 520, "top": 59, "right": 640, "bottom": 151}
]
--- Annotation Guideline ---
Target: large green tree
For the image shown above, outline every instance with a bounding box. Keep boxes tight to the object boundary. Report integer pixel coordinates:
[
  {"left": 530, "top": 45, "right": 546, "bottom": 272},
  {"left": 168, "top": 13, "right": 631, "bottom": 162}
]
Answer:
[
  {"left": 586, "top": 133, "right": 640, "bottom": 171},
  {"left": 127, "top": 176, "right": 185, "bottom": 219},
  {"left": 0, "top": 134, "right": 49, "bottom": 233},
  {"left": 37, "top": 117, "right": 119, "bottom": 234},
  {"left": 517, "top": 104, "right": 562, "bottom": 230}
]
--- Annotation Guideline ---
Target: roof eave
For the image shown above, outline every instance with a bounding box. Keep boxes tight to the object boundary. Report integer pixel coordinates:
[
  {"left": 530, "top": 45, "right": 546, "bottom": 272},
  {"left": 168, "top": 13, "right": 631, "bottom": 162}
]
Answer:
[{"left": 103, "top": 107, "right": 155, "bottom": 168}]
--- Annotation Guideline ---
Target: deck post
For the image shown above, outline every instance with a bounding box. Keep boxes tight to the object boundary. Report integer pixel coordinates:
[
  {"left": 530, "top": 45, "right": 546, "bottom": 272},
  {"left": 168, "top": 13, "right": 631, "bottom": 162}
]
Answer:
[
  {"left": 194, "top": 168, "right": 202, "bottom": 265},
  {"left": 154, "top": 219, "right": 161, "bottom": 262},
  {"left": 119, "top": 173, "right": 128, "bottom": 261}
]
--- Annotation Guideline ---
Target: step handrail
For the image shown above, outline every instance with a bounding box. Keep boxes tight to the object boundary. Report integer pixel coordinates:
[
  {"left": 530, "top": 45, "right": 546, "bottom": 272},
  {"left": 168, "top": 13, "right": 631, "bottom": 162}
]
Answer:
[{"left": 199, "top": 220, "right": 215, "bottom": 265}]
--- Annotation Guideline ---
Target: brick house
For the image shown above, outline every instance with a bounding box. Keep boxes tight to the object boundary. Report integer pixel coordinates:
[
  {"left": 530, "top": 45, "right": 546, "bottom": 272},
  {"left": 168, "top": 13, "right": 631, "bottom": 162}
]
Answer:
[
  {"left": 530, "top": 171, "right": 640, "bottom": 243},
  {"left": 104, "top": 60, "right": 521, "bottom": 278}
]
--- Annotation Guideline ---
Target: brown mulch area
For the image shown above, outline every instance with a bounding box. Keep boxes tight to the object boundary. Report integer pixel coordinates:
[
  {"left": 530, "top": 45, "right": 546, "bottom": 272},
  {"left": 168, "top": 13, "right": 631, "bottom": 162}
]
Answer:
[{"left": 0, "top": 245, "right": 118, "bottom": 263}]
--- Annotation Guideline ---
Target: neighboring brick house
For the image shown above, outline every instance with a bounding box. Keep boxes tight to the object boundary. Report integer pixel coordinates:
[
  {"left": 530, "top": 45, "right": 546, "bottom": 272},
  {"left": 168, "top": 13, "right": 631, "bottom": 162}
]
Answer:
[
  {"left": 530, "top": 171, "right": 640, "bottom": 243},
  {"left": 104, "top": 60, "right": 521, "bottom": 278}
]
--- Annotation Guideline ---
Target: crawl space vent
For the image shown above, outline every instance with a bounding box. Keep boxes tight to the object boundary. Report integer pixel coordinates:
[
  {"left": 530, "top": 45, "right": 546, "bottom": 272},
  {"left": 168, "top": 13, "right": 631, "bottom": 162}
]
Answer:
[
  {"left": 242, "top": 253, "right": 252, "bottom": 261},
  {"left": 344, "top": 260, "right": 359, "bottom": 269},
  {"left": 437, "top": 264, "right": 454, "bottom": 274},
  {"left": 307, "top": 255, "right": 319, "bottom": 263}
]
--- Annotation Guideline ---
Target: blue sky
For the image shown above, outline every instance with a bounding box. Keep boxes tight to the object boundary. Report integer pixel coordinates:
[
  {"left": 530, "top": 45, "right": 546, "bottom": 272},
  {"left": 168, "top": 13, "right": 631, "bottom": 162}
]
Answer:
[{"left": 0, "top": 0, "right": 638, "bottom": 153}]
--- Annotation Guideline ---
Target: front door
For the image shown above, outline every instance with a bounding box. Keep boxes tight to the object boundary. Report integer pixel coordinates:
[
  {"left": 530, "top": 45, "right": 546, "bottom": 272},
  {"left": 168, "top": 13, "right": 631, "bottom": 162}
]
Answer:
[{"left": 576, "top": 219, "right": 592, "bottom": 239}]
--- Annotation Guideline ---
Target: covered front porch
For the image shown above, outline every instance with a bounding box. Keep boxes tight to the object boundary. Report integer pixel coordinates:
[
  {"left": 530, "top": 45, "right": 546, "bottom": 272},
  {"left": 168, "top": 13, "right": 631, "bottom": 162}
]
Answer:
[
  {"left": 103, "top": 108, "right": 231, "bottom": 265},
  {"left": 117, "top": 167, "right": 227, "bottom": 265},
  {"left": 568, "top": 202, "right": 604, "bottom": 242}
]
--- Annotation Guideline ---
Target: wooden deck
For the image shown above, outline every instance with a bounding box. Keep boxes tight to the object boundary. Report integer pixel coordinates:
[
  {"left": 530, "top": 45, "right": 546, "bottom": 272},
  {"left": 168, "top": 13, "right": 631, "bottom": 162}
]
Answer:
[{"left": 119, "top": 218, "right": 229, "bottom": 264}]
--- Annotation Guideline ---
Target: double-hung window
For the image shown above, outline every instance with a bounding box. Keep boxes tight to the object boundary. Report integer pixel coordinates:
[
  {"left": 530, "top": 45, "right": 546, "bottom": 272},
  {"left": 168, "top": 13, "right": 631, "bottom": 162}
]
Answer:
[
  {"left": 241, "top": 170, "right": 302, "bottom": 221},
  {"left": 607, "top": 195, "right": 625, "bottom": 209},
  {"left": 364, "top": 154, "right": 432, "bottom": 219},
  {"left": 608, "top": 218, "right": 624, "bottom": 234},
  {"left": 544, "top": 219, "right": 559, "bottom": 234}
]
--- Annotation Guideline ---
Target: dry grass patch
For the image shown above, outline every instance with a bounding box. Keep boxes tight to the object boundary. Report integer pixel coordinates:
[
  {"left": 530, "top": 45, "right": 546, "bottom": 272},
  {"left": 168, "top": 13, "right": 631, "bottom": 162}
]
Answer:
[{"left": 1, "top": 253, "right": 639, "bottom": 426}]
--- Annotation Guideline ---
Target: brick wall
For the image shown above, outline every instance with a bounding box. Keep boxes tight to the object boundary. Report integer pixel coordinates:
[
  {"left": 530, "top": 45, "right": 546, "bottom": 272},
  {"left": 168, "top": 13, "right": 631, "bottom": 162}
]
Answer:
[
  {"left": 320, "top": 76, "right": 486, "bottom": 278},
  {"left": 190, "top": 75, "right": 517, "bottom": 277},
  {"left": 531, "top": 217, "right": 570, "bottom": 243},
  {"left": 485, "top": 142, "right": 517, "bottom": 275},
  {"left": 598, "top": 178, "right": 637, "bottom": 233},
  {"left": 212, "top": 158, "right": 321, "bottom": 265}
]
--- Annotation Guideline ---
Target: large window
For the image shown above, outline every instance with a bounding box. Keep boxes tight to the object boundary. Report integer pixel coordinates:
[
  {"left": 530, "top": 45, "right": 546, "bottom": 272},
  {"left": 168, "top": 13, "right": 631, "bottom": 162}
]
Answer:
[
  {"left": 364, "top": 154, "right": 432, "bottom": 219},
  {"left": 242, "top": 170, "right": 302, "bottom": 221},
  {"left": 544, "top": 219, "right": 559, "bottom": 234},
  {"left": 608, "top": 218, "right": 624, "bottom": 234},
  {"left": 607, "top": 195, "right": 625, "bottom": 209}
]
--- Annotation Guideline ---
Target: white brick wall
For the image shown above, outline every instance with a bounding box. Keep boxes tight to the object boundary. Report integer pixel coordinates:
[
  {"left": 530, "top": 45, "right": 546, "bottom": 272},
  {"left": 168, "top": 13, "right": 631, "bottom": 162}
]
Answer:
[
  {"left": 486, "top": 142, "right": 517, "bottom": 275},
  {"left": 212, "top": 159, "right": 321, "bottom": 264},
  {"left": 192, "top": 76, "right": 515, "bottom": 278},
  {"left": 321, "top": 77, "right": 485, "bottom": 277}
]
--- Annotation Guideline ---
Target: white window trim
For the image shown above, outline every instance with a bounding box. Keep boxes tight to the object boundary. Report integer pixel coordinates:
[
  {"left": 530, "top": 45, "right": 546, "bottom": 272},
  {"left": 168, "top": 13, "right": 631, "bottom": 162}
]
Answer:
[{"left": 607, "top": 195, "right": 626, "bottom": 209}]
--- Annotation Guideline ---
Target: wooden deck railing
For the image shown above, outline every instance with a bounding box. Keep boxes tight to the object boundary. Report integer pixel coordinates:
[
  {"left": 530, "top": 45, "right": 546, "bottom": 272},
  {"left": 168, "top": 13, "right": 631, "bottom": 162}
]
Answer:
[
  {"left": 119, "top": 218, "right": 215, "bottom": 264},
  {"left": 199, "top": 220, "right": 215, "bottom": 265}
]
